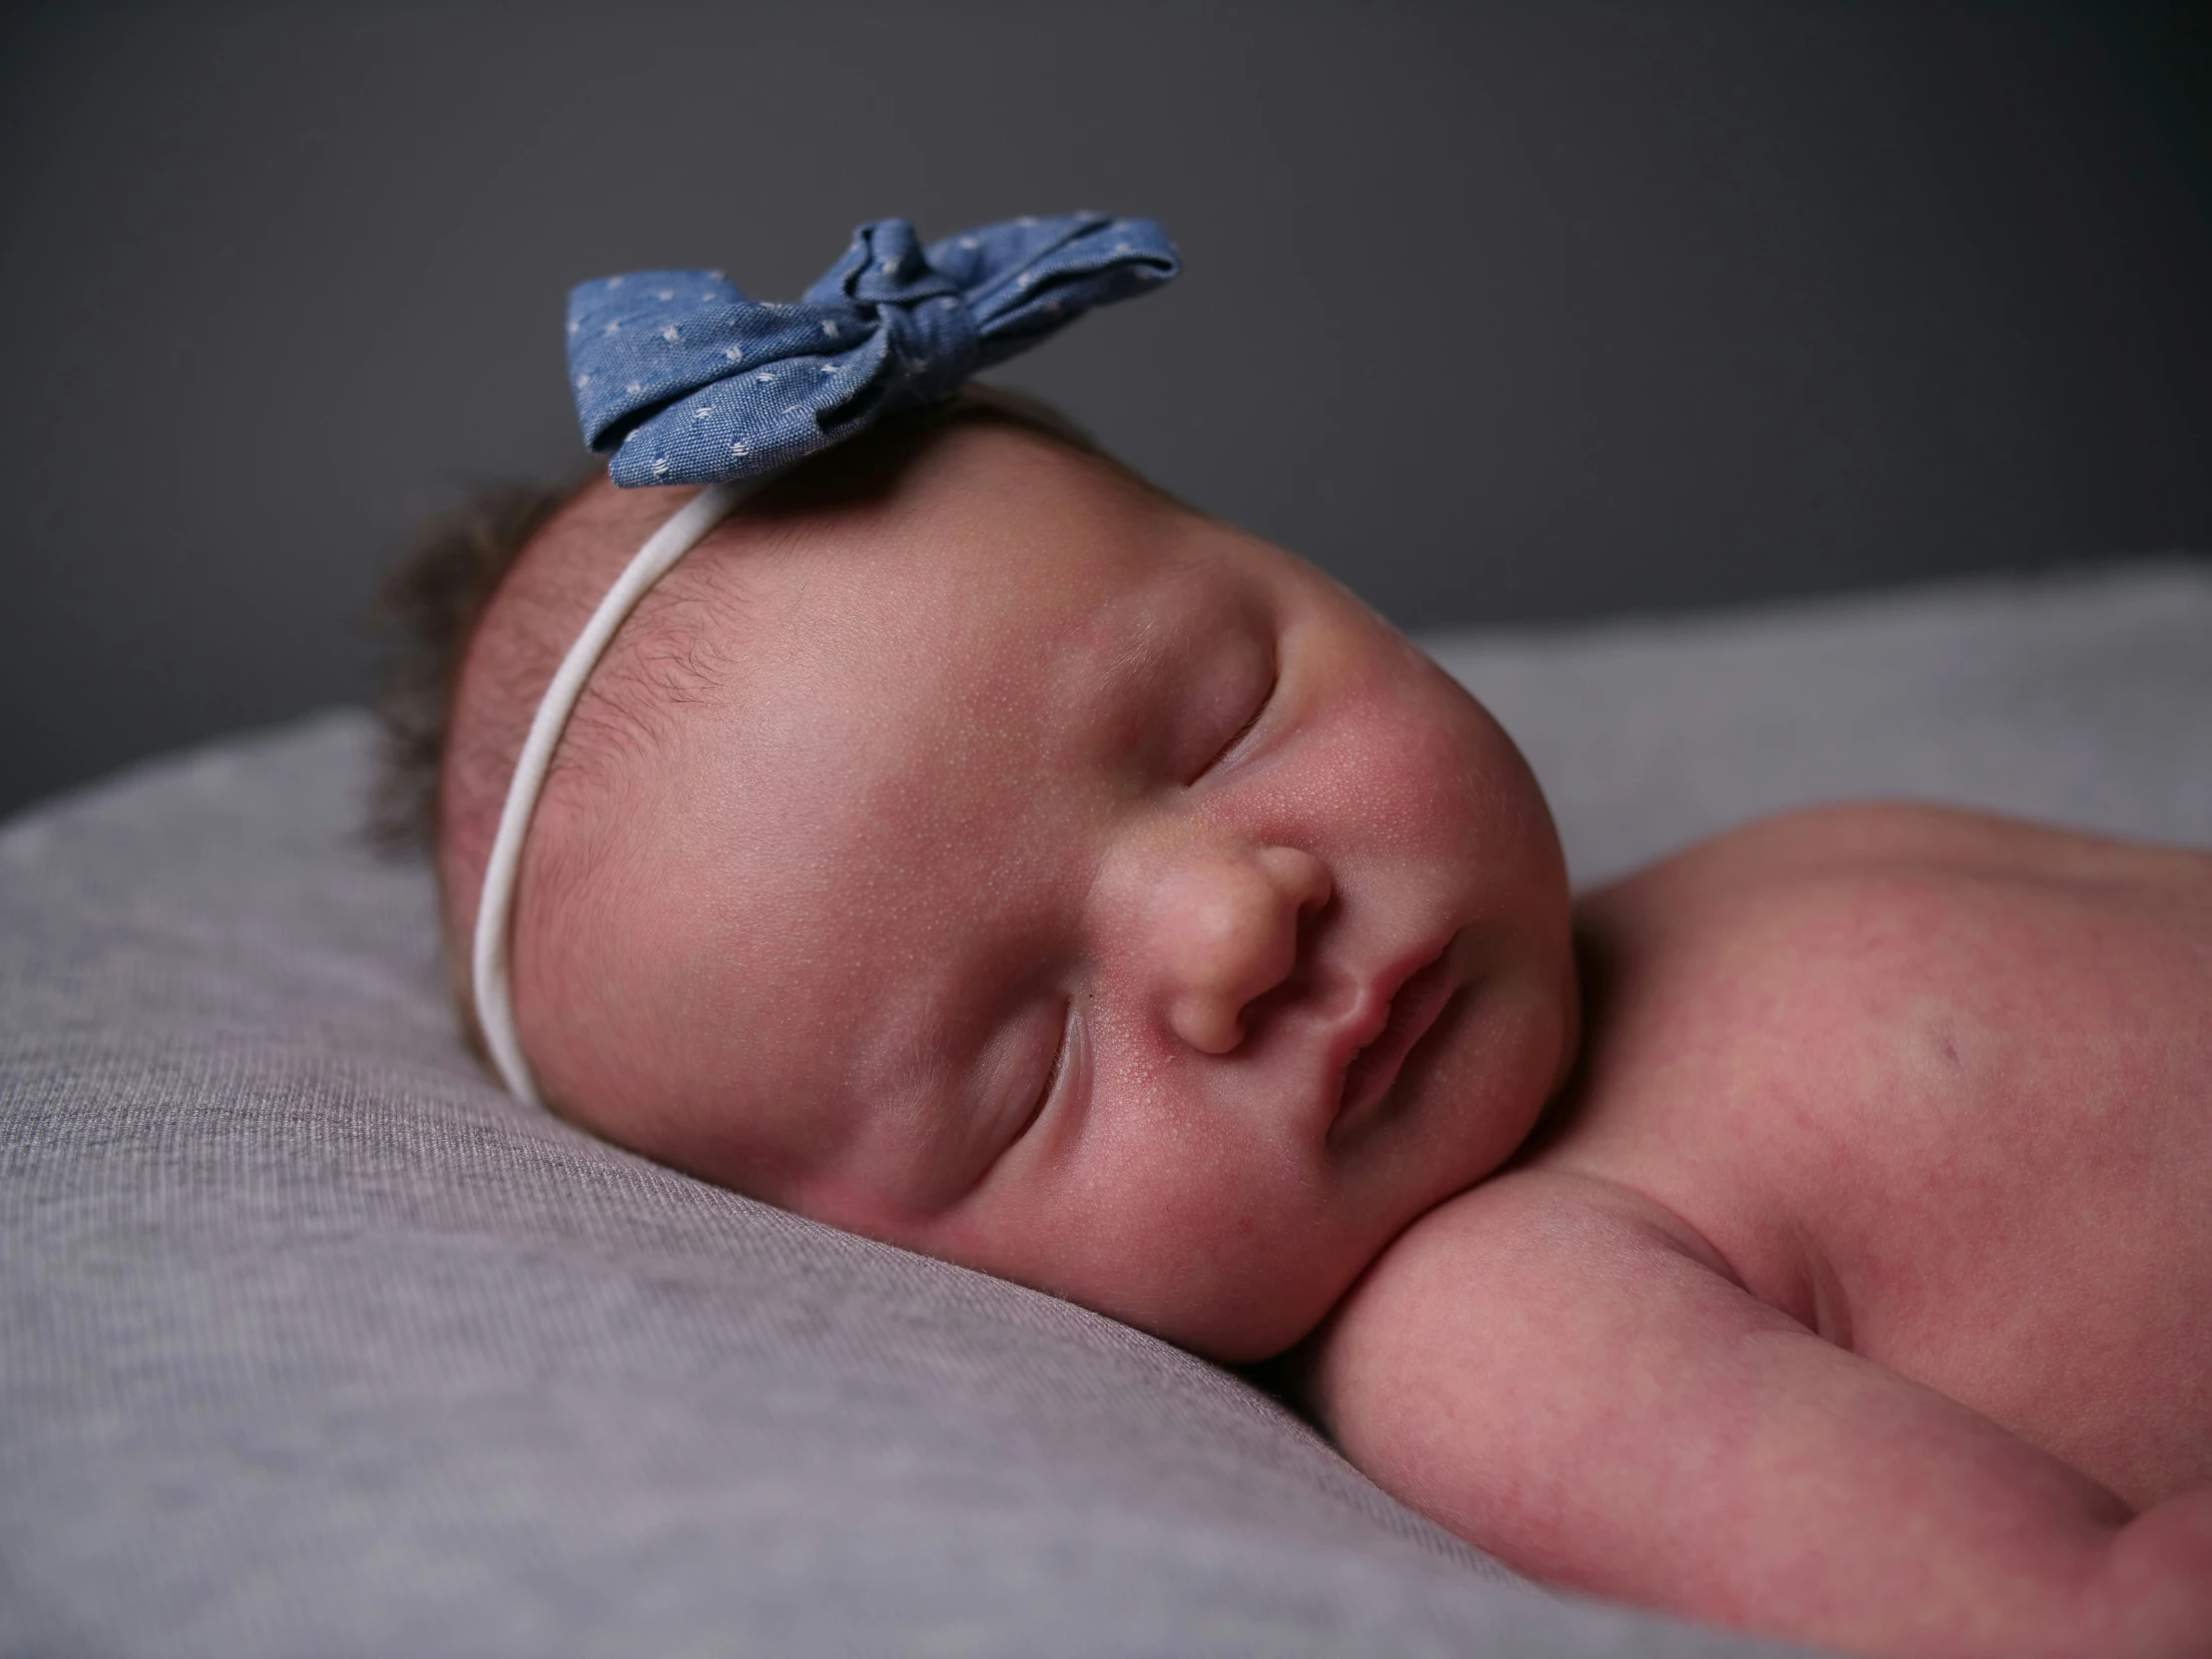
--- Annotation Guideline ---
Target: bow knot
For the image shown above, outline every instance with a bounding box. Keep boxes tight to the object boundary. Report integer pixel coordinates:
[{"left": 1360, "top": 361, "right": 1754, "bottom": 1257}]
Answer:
[
  {"left": 567, "top": 213, "right": 1178, "bottom": 487},
  {"left": 822, "top": 221, "right": 980, "bottom": 407}
]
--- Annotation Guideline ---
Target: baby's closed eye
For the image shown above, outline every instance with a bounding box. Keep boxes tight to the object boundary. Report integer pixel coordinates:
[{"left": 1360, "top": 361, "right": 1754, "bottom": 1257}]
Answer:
[
  {"left": 1173, "top": 630, "right": 1278, "bottom": 786},
  {"left": 962, "top": 995, "right": 1078, "bottom": 1190}
]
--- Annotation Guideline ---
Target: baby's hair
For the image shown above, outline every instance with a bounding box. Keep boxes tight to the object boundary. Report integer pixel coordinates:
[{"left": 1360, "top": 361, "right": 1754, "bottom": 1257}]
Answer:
[{"left": 372, "top": 467, "right": 594, "bottom": 853}]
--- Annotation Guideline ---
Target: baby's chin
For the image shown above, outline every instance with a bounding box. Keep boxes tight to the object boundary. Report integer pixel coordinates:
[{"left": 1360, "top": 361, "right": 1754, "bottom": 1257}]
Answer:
[{"left": 1018, "top": 1013, "right": 1574, "bottom": 1365}]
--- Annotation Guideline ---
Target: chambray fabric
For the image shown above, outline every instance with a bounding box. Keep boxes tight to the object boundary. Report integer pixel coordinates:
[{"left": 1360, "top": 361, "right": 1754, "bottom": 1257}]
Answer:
[{"left": 568, "top": 214, "right": 1177, "bottom": 487}]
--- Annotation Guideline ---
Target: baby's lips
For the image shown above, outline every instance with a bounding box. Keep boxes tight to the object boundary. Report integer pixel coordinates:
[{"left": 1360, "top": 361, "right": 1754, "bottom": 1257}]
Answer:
[{"left": 1330, "top": 935, "right": 1461, "bottom": 1137}]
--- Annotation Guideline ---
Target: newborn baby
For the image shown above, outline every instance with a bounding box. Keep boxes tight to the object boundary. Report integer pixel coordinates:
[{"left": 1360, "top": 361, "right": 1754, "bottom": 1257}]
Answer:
[{"left": 402, "top": 393, "right": 2212, "bottom": 1659}]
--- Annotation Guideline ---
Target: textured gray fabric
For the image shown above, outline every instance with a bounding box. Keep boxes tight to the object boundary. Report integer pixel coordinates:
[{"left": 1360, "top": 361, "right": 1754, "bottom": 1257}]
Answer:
[
  {"left": 1423, "top": 558, "right": 2212, "bottom": 885},
  {"left": 12, "top": 561, "right": 2208, "bottom": 1659}
]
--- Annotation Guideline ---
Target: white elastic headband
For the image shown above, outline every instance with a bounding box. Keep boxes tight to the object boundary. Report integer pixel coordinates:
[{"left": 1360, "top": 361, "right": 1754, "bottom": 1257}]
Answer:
[{"left": 470, "top": 478, "right": 754, "bottom": 1107}]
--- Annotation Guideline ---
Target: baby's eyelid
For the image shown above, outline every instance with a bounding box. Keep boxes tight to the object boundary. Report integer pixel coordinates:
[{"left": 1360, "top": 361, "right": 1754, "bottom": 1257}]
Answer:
[
  {"left": 979, "top": 999, "right": 1074, "bottom": 1191},
  {"left": 1024, "top": 999, "right": 1076, "bottom": 1136},
  {"left": 1191, "top": 657, "right": 1281, "bottom": 785}
]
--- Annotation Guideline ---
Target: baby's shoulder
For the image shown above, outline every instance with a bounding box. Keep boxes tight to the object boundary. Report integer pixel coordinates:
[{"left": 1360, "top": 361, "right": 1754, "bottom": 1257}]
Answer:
[
  {"left": 1554, "top": 802, "right": 2211, "bottom": 1151},
  {"left": 1588, "top": 798, "right": 2208, "bottom": 916},
  {"left": 1571, "top": 800, "right": 2210, "bottom": 1003},
  {"left": 1526, "top": 801, "right": 2212, "bottom": 1331}
]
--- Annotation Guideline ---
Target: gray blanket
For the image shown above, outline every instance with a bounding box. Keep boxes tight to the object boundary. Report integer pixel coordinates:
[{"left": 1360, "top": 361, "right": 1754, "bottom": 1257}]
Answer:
[{"left": 6, "top": 560, "right": 2207, "bottom": 1657}]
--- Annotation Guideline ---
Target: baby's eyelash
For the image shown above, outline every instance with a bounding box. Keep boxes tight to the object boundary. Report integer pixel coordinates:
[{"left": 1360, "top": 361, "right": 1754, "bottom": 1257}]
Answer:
[
  {"left": 974, "top": 1003, "right": 1073, "bottom": 1192},
  {"left": 1022, "top": 1001, "right": 1075, "bottom": 1137},
  {"left": 1193, "top": 665, "right": 1280, "bottom": 783}
]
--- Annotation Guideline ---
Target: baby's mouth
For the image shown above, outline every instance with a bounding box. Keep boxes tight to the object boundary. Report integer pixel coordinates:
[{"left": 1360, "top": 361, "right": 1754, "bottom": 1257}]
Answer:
[{"left": 1333, "top": 940, "right": 1459, "bottom": 1137}]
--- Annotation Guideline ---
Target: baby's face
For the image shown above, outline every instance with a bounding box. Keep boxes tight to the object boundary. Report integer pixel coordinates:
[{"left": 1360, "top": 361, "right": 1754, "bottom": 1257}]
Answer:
[{"left": 513, "top": 420, "right": 1576, "bottom": 1360}]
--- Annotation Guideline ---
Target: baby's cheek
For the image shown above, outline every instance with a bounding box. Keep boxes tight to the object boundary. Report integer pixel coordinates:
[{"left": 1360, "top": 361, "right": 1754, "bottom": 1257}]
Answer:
[
  {"left": 1037, "top": 1072, "right": 1355, "bottom": 1355},
  {"left": 1286, "top": 688, "right": 1508, "bottom": 865}
]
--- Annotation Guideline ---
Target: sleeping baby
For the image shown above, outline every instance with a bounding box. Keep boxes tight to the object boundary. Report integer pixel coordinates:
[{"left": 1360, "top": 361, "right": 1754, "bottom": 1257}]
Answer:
[{"left": 384, "top": 215, "right": 2211, "bottom": 1659}]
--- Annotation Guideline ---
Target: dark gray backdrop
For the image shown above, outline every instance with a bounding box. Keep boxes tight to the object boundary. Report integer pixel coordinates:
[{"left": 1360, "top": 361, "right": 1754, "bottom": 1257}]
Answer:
[{"left": 4, "top": 1, "right": 2208, "bottom": 820}]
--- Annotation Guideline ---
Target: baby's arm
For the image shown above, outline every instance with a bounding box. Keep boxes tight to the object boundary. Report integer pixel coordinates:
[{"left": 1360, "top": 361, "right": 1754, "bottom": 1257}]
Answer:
[{"left": 1303, "top": 1171, "right": 2212, "bottom": 1659}]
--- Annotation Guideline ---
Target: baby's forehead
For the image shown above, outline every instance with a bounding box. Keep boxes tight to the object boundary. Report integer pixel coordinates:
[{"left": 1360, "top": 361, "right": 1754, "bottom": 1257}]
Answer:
[
  {"left": 447, "top": 416, "right": 1213, "bottom": 915},
  {"left": 646, "top": 509, "right": 1194, "bottom": 812},
  {"left": 585, "top": 446, "right": 1247, "bottom": 906},
  {"left": 626, "top": 428, "right": 1212, "bottom": 725}
]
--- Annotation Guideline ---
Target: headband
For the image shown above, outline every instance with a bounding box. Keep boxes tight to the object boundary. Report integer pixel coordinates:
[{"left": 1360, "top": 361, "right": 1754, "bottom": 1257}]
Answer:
[{"left": 472, "top": 213, "right": 1180, "bottom": 1107}]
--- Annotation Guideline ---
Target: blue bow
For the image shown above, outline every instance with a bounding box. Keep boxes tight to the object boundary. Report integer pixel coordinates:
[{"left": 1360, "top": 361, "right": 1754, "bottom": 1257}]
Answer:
[{"left": 566, "top": 213, "right": 1179, "bottom": 487}]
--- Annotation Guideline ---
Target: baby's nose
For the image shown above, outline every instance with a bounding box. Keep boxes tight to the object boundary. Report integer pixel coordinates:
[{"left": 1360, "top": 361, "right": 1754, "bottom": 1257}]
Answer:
[{"left": 1157, "top": 845, "right": 1333, "bottom": 1054}]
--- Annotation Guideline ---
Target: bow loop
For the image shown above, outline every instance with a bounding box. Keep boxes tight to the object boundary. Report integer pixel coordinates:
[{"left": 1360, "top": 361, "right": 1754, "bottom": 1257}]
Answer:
[
  {"left": 807, "top": 220, "right": 963, "bottom": 308},
  {"left": 566, "top": 213, "right": 1177, "bottom": 487}
]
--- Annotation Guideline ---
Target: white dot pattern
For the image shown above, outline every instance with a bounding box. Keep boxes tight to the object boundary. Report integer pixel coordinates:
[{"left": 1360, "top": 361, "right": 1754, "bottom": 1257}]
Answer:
[{"left": 562, "top": 213, "right": 1179, "bottom": 490}]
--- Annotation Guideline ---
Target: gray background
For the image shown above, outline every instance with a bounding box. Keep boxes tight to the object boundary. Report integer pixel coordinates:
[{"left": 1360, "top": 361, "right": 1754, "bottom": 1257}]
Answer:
[{"left": 3, "top": 0, "right": 2208, "bottom": 820}]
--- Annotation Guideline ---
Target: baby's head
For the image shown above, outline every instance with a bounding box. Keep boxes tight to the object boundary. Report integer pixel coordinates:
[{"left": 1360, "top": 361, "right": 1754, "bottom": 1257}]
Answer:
[{"left": 405, "top": 394, "right": 1576, "bottom": 1361}]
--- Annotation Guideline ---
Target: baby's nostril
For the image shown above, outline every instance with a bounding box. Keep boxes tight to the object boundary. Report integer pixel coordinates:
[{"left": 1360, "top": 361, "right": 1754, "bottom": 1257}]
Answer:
[
  {"left": 1169, "top": 989, "right": 1244, "bottom": 1056},
  {"left": 1298, "top": 887, "right": 1336, "bottom": 932},
  {"left": 1259, "top": 845, "right": 1334, "bottom": 918}
]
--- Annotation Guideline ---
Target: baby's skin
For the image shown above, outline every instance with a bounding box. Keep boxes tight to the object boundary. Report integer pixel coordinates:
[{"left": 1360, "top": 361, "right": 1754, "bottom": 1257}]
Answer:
[
  {"left": 1311, "top": 809, "right": 2212, "bottom": 1658},
  {"left": 440, "top": 407, "right": 2212, "bottom": 1659}
]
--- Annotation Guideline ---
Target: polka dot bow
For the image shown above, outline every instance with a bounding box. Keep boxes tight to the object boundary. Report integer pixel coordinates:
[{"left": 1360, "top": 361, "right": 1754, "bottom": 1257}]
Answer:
[{"left": 566, "top": 213, "right": 1179, "bottom": 487}]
